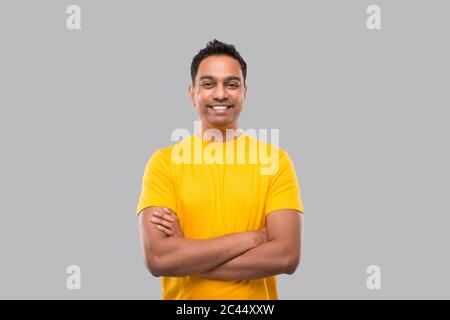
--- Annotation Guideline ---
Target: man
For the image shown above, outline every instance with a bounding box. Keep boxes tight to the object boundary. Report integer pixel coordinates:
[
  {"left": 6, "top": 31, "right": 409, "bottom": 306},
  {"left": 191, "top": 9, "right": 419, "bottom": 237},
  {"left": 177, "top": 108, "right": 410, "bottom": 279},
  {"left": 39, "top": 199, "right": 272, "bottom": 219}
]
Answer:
[{"left": 136, "top": 39, "right": 304, "bottom": 300}]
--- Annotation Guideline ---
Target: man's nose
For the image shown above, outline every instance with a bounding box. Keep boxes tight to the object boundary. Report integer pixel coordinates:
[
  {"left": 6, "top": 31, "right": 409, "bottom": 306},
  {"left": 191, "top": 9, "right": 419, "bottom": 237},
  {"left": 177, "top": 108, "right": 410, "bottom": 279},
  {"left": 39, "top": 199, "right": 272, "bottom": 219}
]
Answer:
[{"left": 212, "top": 83, "right": 228, "bottom": 100}]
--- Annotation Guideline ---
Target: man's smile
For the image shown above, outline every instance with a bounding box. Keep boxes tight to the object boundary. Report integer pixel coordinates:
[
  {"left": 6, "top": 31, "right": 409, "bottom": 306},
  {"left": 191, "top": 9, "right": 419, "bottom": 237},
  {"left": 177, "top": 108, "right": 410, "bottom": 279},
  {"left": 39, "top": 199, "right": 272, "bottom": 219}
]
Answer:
[{"left": 207, "top": 104, "right": 234, "bottom": 114}]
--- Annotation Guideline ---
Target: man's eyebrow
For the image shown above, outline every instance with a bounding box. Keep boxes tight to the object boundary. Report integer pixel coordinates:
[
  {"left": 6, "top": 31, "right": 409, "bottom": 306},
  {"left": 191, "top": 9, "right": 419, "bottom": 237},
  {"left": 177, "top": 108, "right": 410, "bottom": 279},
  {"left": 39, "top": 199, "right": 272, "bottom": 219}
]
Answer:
[{"left": 199, "top": 75, "right": 242, "bottom": 82}]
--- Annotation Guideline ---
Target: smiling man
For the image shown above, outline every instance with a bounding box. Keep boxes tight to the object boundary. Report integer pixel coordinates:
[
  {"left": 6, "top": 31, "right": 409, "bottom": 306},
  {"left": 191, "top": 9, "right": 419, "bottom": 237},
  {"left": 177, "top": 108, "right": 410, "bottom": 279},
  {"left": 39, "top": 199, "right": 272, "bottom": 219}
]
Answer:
[{"left": 136, "top": 39, "right": 304, "bottom": 300}]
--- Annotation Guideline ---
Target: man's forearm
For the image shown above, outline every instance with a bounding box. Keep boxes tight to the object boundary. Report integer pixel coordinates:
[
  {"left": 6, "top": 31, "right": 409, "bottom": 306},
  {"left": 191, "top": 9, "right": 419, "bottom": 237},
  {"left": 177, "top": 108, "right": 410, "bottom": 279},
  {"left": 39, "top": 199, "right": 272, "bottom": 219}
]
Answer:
[
  {"left": 198, "top": 239, "right": 297, "bottom": 281},
  {"left": 150, "top": 230, "right": 262, "bottom": 277}
]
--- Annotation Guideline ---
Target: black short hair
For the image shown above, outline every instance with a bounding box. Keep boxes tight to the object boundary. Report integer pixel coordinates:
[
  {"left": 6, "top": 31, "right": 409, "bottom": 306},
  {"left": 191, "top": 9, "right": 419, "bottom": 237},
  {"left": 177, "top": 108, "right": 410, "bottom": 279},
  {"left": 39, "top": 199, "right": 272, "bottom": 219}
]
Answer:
[{"left": 190, "top": 39, "right": 247, "bottom": 85}]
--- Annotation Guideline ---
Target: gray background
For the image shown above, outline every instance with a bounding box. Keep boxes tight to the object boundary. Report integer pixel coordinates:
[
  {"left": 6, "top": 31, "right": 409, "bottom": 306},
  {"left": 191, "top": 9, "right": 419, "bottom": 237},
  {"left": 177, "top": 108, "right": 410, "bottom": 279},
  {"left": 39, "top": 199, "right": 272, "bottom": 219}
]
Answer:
[{"left": 0, "top": 0, "right": 448, "bottom": 299}]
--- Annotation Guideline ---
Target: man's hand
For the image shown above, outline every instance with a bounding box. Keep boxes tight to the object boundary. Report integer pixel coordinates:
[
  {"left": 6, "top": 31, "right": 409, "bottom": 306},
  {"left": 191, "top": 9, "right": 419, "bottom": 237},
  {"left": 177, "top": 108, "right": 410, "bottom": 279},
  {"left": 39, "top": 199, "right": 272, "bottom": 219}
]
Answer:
[
  {"left": 150, "top": 207, "right": 183, "bottom": 237},
  {"left": 151, "top": 208, "right": 268, "bottom": 245},
  {"left": 199, "top": 210, "right": 302, "bottom": 280}
]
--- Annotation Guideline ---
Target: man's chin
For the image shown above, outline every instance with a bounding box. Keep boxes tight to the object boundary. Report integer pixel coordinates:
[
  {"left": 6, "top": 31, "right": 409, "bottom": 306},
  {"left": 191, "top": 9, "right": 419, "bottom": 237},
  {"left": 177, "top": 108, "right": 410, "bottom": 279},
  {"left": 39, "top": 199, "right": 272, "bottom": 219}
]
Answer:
[{"left": 204, "top": 117, "right": 233, "bottom": 127}]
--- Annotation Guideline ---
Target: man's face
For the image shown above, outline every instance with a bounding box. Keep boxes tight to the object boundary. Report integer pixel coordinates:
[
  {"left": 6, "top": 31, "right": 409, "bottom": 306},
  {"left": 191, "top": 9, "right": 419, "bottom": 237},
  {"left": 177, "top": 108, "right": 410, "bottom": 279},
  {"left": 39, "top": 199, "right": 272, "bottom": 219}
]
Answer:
[{"left": 189, "top": 55, "right": 247, "bottom": 132}]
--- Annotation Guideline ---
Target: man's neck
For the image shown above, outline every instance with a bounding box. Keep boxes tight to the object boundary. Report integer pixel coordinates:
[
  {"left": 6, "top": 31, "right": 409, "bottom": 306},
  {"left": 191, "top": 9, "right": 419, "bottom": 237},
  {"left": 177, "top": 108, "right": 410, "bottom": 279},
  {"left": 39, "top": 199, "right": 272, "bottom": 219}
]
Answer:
[{"left": 196, "top": 126, "right": 242, "bottom": 142}]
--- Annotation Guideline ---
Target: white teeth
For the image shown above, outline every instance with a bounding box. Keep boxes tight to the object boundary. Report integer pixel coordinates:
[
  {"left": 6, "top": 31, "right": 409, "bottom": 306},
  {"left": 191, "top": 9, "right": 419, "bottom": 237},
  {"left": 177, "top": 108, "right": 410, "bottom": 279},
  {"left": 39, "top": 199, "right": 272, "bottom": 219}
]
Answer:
[{"left": 212, "top": 106, "right": 228, "bottom": 110}]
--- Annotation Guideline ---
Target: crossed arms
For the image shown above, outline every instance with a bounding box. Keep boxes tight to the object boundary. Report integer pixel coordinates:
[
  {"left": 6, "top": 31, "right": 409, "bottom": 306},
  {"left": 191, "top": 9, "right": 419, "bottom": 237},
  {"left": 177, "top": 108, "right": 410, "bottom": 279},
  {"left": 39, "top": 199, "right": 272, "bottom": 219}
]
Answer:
[{"left": 138, "top": 206, "right": 303, "bottom": 281}]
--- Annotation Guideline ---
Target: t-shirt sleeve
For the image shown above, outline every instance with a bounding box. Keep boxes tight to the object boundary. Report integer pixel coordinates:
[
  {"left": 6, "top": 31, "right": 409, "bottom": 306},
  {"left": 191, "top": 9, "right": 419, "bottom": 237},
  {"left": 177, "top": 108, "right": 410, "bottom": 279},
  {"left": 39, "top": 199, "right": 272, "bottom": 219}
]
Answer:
[
  {"left": 135, "top": 149, "right": 176, "bottom": 215},
  {"left": 264, "top": 149, "right": 304, "bottom": 215}
]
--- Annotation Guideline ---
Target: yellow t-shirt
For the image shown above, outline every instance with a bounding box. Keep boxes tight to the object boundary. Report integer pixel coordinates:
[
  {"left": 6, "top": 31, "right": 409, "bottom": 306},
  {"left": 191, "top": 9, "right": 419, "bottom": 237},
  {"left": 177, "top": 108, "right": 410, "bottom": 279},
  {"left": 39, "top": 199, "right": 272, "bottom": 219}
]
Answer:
[{"left": 136, "top": 133, "right": 304, "bottom": 300}]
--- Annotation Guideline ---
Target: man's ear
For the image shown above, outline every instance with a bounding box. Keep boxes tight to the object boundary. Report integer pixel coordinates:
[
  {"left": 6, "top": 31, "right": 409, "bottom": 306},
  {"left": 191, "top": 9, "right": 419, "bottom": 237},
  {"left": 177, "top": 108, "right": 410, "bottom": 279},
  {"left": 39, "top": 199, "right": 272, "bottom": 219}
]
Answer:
[
  {"left": 188, "top": 85, "right": 196, "bottom": 108},
  {"left": 244, "top": 85, "right": 248, "bottom": 99}
]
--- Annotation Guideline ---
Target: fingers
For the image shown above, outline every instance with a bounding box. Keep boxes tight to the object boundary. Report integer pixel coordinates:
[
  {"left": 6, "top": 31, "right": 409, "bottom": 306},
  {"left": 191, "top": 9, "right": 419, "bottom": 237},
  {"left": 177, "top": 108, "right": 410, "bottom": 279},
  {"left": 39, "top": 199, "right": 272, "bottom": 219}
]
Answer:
[
  {"left": 162, "top": 207, "right": 178, "bottom": 221},
  {"left": 151, "top": 207, "right": 180, "bottom": 237},
  {"left": 153, "top": 207, "right": 178, "bottom": 222},
  {"left": 155, "top": 225, "right": 173, "bottom": 236},
  {"left": 151, "top": 216, "right": 174, "bottom": 229}
]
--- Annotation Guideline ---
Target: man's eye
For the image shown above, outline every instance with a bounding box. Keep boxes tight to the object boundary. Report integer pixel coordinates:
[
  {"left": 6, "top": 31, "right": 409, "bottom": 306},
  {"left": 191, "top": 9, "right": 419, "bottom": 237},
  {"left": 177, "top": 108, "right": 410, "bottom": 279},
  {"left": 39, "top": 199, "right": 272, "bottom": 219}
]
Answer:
[
  {"left": 228, "top": 83, "right": 240, "bottom": 88},
  {"left": 202, "top": 82, "right": 213, "bottom": 88}
]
